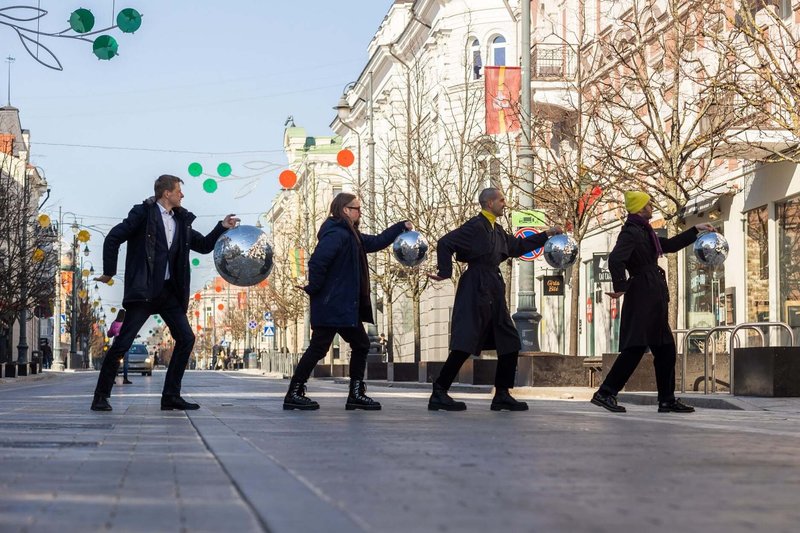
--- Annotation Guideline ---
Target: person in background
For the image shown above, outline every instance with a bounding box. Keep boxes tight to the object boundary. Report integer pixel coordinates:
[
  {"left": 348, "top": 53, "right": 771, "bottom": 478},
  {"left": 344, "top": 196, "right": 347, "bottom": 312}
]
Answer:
[{"left": 107, "top": 309, "right": 131, "bottom": 384}]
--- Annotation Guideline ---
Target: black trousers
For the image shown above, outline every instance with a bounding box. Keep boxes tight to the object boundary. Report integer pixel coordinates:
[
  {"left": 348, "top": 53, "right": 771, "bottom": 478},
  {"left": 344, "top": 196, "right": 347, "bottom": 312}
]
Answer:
[
  {"left": 599, "top": 343, "right": 677, "bottom": 402},
  {"left": 94, "top": 283, "right": 194, "bottom": 398},
  {"left": 435, "top": 350, "right": 519, "bottom": 390},
  {"left": 292, "top": 324, "right": 370, "bottom": 383}
]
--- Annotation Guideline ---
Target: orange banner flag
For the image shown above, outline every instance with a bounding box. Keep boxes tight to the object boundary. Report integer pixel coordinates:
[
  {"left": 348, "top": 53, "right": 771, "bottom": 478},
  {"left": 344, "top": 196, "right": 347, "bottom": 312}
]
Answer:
[{"left": 485, "top": 66, "right": 521, "bottom": 135}]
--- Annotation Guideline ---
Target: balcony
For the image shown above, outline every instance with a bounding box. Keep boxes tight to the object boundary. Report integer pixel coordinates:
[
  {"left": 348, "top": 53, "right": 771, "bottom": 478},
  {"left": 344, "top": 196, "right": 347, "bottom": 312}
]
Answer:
[{"left": 531, "top": 43, "right": 577, "bottom": 80}]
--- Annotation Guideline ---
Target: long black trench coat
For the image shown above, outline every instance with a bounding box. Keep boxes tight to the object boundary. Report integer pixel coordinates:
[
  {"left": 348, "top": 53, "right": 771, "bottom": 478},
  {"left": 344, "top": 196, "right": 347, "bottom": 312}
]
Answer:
[
  {"left": 609, "top": 221, "right": 698, "bottom": 350},
  {"left": 436, "top": 214, "right": 549, "bottom": 356}
]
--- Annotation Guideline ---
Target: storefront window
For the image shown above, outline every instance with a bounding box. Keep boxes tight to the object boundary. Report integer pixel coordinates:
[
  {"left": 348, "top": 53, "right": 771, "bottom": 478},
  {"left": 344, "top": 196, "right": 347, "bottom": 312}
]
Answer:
[
  {"left": 778, "top": 198, "right": 800, "bottom": 333},
  {"left": 746, "top": 206, "right": 769, "bottom": 323},
  {"left": 685, "top": 225, "right": 725, "bottom": 329}
]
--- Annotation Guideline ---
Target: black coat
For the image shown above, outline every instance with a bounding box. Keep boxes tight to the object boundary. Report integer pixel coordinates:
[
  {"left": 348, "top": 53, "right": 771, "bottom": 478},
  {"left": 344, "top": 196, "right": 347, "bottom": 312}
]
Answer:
[
  {"left": 304, "top": 218, "right": 406, "bottom": 328},
  {"left": 436, "top": 214, "right": 549, "bottom": 355},
  {"left": 103, "top": 198, "right": 226, "bottom": 312},
  {"left": 609, "top": 221, "right": 698, "bottom": 349}
]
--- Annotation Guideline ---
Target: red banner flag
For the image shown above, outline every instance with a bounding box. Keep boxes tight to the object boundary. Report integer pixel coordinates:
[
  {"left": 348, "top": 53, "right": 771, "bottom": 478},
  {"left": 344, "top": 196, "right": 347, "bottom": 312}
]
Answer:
[{"left": 485, "top": 66, "right": 521, "bottom": 135}]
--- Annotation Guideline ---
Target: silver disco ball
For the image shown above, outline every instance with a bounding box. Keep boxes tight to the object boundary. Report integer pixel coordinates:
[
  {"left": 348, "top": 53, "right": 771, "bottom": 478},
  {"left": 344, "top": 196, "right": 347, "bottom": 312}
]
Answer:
[
  {"left": 392, "top": 231, "right": 429, "bottom": 267},
  {"left": 693, "top": 231, "right": 728, "bottom": 267},
  {"left": 213, "top": 225, "right": 274, "bottom": 286},
  {"left": 543, "top": 234, "right": 579, "bottom": 269}
]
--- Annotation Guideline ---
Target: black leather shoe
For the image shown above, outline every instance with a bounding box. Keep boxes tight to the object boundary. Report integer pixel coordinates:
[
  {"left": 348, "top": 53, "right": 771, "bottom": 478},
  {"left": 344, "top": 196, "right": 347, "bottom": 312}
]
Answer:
[
  {"left": 491, "top": 389, "right": 528, "bottom": 411},
  {"left": 283, "top": 381, "right": 320, "bottom": 410},
  {"left": 658, "top": 398, "right": 695, "bottom": 413},
  {"left": 428, "top": 383, "right": 466, "bottom": 411},
  {"left": 160, "top": 395, "right": 200, "bottom": 411},
  {"left": 122, "top": 379, "right": 133, "bottom": 385},
  {"left": 345, "top": 379, "right": 381, "bottom": 410},
  {"left": 91, "top": 394, "right": 112, "bottom": 412},
  {"left": 591, "top": 391, "right": 626, "bottom": 413}
]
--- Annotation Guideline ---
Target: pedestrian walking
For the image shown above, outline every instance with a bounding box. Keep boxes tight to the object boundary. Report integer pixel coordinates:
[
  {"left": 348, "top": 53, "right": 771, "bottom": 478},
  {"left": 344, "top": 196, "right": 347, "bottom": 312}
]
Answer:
[
  {"left": 591, "top": 190, "right": 715, "bottom": 414},
  {"left": 90, "top": 174, "right": 238, "bottom": 411},
  {"left": 427, "top": 187, "right": 562, "bottom": 411},
  {"left": 283, "top": 192, "right": 411, "bottom": 411},
  {"left": 39, "top": 339, "right": 53, "bottom": 369},
  {"left": 107, "top": 309, "right": 132, "bottom": 384}
]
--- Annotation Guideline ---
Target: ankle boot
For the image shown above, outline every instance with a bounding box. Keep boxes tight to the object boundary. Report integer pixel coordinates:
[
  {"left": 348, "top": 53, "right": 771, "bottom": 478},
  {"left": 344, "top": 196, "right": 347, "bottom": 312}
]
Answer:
[
  {"left": 283, "top": 381, "right": 319, "bottom": 410},
  {"left": 491, "top": 388, "right": 529, "bottom": 411},
  {"left": 428, "top": 382, "right": 466, "bottom": 411},
  {"left": 346, "top": 379, "right": 381, "bottom": 410},
  {"left": 90, "top": 394, "right": 112, "bottom": 412}
]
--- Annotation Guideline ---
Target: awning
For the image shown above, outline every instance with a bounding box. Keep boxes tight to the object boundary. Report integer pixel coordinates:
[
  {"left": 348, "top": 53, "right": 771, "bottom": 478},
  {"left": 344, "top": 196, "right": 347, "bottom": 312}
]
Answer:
[{"left": 679, "top": 186, "right": 730, "bottom": 218}]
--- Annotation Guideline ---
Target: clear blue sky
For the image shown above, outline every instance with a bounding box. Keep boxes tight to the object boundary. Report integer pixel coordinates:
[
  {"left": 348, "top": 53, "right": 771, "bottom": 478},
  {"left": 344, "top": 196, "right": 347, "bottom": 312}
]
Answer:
[{"left": 5, "top": 0, "right": 393, "bottom": 316}]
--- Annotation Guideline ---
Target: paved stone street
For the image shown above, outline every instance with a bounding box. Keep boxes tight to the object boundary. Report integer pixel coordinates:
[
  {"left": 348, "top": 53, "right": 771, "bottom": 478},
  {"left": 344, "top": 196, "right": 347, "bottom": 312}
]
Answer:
[{"left": 1, "top": 371, "right": 800, "bottom": 533}]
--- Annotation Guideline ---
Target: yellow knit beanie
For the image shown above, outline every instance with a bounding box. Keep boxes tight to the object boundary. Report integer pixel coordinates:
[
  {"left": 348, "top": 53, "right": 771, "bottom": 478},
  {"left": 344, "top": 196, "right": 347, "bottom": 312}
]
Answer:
[{"left": 624, "top": 191, "right": 651, "bottom": 214}]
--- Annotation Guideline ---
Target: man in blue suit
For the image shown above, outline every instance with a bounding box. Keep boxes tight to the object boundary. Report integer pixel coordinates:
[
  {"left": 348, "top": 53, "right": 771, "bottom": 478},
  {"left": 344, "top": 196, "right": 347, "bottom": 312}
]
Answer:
[{"left": 283, "top": 192, "right": 412, "bottom": 411}]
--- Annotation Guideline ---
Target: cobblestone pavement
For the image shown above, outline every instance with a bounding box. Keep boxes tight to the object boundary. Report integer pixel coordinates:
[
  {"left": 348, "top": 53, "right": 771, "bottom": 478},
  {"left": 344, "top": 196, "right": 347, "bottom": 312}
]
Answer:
[{"left": 1, "top": 371, "right": 799, "bottom": 533}]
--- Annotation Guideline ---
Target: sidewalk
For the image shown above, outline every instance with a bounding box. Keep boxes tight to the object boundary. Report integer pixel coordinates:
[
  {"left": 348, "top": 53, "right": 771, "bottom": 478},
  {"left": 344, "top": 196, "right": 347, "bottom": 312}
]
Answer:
[{"left": 3, "top": 371, "right": 799, "bottom": 532}]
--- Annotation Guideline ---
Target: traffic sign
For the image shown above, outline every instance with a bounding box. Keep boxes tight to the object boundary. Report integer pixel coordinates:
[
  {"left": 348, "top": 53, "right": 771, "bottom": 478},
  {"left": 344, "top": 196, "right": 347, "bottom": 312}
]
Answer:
[
  {"left": 263, "top": 311, "right": 272, "bottom": 320},
  {"left": 514, "top": 227, "right": 543, "bottom": 262},
  {"left": 263, "top": 325, "right": 275, "bottom": 337},
  {"left": 247, "top": 320, "right": 258, "bottom": 330}
]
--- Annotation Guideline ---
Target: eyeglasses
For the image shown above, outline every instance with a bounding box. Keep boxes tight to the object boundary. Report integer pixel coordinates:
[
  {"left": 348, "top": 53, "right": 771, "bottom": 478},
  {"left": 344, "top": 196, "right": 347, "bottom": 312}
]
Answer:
[{"left": 345, "top": 206, "right": 362, "bottom": 212}]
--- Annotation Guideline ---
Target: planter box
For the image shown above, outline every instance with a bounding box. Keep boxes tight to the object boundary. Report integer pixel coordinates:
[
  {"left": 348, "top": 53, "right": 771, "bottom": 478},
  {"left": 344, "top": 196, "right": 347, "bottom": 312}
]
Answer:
[
  {"left": 388, "top": 362, "right": 419, "bottom": 382},
  {"left": 419, "top": 361, "right": 446, "bottom": 383},
  {"left": 733, "top": 347, "right": 800, "bottom": 397},
  {"left": 17, "top": 363, "right": 29, "bottom": 376},
  {"left": 516, "top": 355, "right": 586, "bottom": 387},
  {"left": 312, "top": 365, "right": 332, "bottom": 378},
  {"left": 365, "top": 362, "right": 387, "bottom": 381},
  {"left": 601, "top": 351, "right": 730, "bottom": 393},
  {"left": 456, "top": 358, "right": 497, "bottom": 385}
]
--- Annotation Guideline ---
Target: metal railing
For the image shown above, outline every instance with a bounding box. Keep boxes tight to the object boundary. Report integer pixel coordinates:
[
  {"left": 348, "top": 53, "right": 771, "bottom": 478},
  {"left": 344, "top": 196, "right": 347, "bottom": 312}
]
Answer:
[
  {"left": 531, "top": 43, "right": 577, "bottom": 80},
  {"left": 260, "top": 351, "right": 301, "bottom": 377},
  {"left": 727, "top": 321, "right": 795, "bottom": 395},
  {"left": 674, "top": 328, "right": 710, "bottom": 394},
  {"left": 704, "top": 326, "right": 765, "bottom": 394}
]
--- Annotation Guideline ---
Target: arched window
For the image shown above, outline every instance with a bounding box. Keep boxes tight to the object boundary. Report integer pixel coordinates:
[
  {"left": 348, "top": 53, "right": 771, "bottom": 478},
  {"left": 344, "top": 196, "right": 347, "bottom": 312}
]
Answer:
[
  {"left": 471, "top": 38, "right": 482, "bottom": 79},
  {"left": 491, "top": 35, "right": 506, "bottom": 66}
]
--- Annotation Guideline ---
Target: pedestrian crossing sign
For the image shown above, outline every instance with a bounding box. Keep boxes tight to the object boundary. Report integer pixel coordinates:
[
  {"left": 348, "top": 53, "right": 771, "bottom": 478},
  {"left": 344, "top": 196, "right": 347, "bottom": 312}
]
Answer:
[{"left": 263, "top": 325, "right": 275, "bottom": 337}]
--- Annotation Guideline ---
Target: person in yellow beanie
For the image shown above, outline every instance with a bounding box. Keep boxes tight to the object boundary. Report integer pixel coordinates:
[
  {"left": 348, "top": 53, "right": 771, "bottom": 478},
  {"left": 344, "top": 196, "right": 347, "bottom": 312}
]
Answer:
[{"left": 591, "top": 191, "right": 715, "bottom": 414}]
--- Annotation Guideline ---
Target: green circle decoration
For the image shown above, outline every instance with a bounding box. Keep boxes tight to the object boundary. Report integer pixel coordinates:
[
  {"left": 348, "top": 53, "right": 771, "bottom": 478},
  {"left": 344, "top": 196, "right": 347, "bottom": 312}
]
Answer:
[
  {"left": 203, "top": 179, "right": 218, "bottom": 193},
  {"left": 93, "top": 35, "right": 119, "bottom": 60},
  {"left": 191, "top": 258, "right": 200, "bottom": 266},
  {"left": 69, "top": 9, "right": 95, "bottom": 33},
  {"left": 188, "top": 162, "right": 203, "bottom": 177},
  {"left": 217, "top": 162, "right": 232, "bottom": 177},
  {"left": 116, "top": 8, "right": 142, "bottom": 33}
]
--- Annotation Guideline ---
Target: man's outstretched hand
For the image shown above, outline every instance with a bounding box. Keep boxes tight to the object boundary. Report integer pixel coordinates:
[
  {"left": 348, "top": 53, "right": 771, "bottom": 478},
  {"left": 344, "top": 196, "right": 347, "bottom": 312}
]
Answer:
[
  {"left": 94, "top": 275, "right": 112, "bottom": 284},
  {"left": 222, "top": 214, "right": 240, "bottom": 229}
]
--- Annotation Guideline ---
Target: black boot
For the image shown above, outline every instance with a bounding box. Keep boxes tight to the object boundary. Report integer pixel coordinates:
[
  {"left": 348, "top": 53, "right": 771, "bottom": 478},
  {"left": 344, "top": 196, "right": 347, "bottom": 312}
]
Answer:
[
  {"left": 658, "top": 398, "right": 695, "bottom": 413},
  {"left": 345, "top": 379, "right": 381, "bottom": 410},
  {"left": 283, "top": 381, "right": 319, "bottom": 410},
  {"left": 90, "top": 394, "right": 112, "bottom": 412},
  {"left": 491, "top": 388, "right": 528, "bottom": 411},
  {"left": 428, "top": 382, "right": 466, "bottom": 411},
  {"left": 591, "top": 390, "right": 626, "bottom": 413}
]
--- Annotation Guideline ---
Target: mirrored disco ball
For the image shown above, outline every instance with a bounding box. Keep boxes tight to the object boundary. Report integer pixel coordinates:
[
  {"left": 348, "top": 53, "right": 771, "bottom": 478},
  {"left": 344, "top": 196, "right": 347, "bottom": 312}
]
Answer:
[
  {"left": 693, "top": 231, "right": 728, "bottom": 267},
  {"left": 543, "top": 234, "right": 579, "bottom": 269},
  {"left": 392, "top": 231, "right": 429, "bottom": 267},
  {"left": 213, "top": 225, "right": 274, "bottom": 286}
]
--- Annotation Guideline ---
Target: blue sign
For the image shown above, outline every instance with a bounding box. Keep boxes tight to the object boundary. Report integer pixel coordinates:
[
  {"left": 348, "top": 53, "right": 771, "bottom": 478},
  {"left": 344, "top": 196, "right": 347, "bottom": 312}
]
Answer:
[
  {"left": 263, "top": 311, "right": 272, "bottom": 320},
  {"left": 514, "top": 227, "right": 543, "bottom": 262},
  {"left": 263, "top": 325, "right": 275, "bottom": 337},
  {"left": 247, "top": 320, "right": 258, "bottom": 330}
]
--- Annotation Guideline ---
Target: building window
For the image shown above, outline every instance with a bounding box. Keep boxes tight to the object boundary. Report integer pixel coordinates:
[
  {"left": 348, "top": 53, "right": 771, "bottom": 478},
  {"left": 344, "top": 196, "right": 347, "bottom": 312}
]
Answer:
[
  {"left": 491, "top": 35, "right": 506, "bottom": 66},
  {"left": 746, "top": 206, "right": 769, "bottom": 322},
  {"left": 685, "top": 224, "right": 726, "bottom": 329},
  {"left": 778, "top": 197, "right": 800, "bottom": 332},
  {"left": 471, "top": 38, "right": 482, "bottom": 79}
]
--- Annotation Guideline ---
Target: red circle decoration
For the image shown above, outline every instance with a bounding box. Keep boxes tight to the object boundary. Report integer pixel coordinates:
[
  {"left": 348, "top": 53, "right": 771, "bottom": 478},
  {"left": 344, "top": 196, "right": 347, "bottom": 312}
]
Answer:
[
  {"left": 337, "top": 149, "right": 354, "bottom": 168},
  {"left": 194, "top": 293, "right": 201, "bottom": 301},
  {"left": 196, "top": 325, "right": 203, "bottom": 332},
  {"left": 218, "top": 303, "right": 224, "bottom": 311},
  {"left": 215, "top": 286, "right": 222, "bottom": 293},
  {"left": 194, "top": 311, "right": 200, "bottom": 317},
  {"left": 279, "top": 170, "right": 297, "bottom": 189}
]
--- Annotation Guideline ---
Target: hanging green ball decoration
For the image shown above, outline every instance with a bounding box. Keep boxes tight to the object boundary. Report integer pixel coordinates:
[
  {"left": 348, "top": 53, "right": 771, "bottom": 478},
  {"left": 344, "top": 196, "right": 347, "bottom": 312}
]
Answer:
[
  {"left": 217, "top": 162, "right": 232, "bottom": 177},
  {"left": 93, "top": 35, "right": 119, "bottom": 60},
  {"left": 69, "top": 8, "right": 95, "bottom": 33},
  {"left": 188, "top": 162, "right": 203, "bottom": 177},
  {"left": 116, "top": 8, "right": 142, "bottom": 33},
  {"left": 203, "top": 179, "right": 218, "bottom": 193},
  {"left": 191, "top": 258, "right": 200, "bottom": 266}
]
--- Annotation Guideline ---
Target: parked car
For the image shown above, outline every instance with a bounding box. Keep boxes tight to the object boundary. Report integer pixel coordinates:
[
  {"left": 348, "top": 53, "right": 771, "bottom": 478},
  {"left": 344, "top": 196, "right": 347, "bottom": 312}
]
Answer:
[{"left": 122, "top": 343, "right": 154, "bottom": 376}]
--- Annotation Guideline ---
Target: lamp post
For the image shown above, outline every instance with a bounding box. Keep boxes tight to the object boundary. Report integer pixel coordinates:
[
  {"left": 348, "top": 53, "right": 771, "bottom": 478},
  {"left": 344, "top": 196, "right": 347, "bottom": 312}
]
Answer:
[
  {"left": 334, "top": 71, "right": 381, "bottom": 350},
  {"left": 15, "top": 163, "right": 31, "bottom": 367},
  {"left": 511, "top": 0, "right": 543, "bottom": 352},
  {"left": 68, "top": 232, "right": 80, "bottom": 369}
]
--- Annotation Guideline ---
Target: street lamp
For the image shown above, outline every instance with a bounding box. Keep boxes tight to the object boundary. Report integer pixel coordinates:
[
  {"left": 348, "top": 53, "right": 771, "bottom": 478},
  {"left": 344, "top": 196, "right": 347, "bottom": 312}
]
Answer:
[{"left": 334, "top": 72, "right": 381, "bottom": 351}]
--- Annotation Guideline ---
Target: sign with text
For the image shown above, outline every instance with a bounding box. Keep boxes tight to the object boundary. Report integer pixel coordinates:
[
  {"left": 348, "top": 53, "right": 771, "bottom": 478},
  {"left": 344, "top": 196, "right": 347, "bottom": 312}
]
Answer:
[
  {"left": 542, "top": 275, "right": 564, "bottom": 296},
  {"left": 593, "top": 253, "right": 612, "bottom": 282},
  {"left": 511, "top": 210, "right": 547, "bottom": 228}
]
